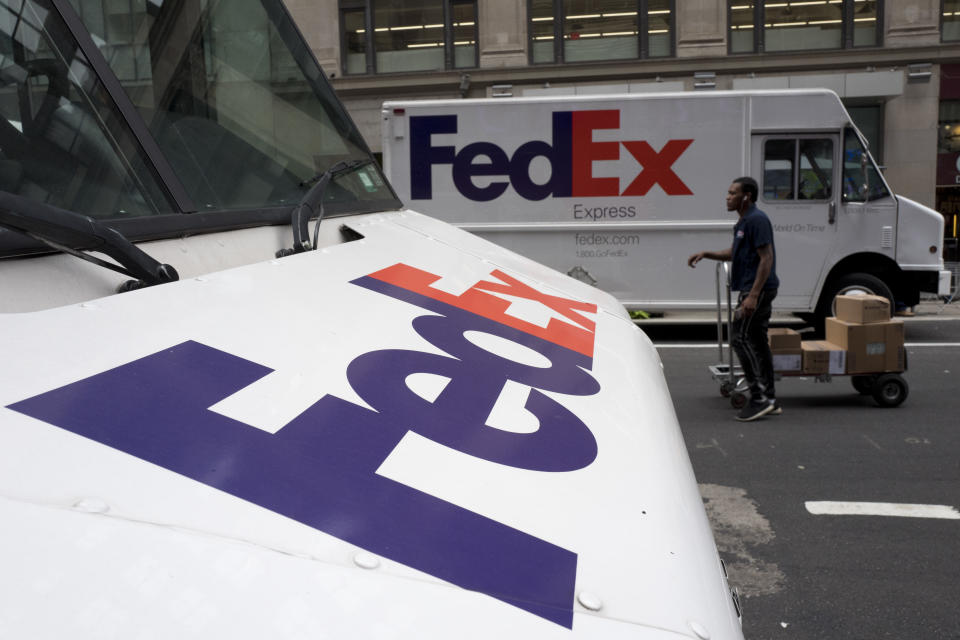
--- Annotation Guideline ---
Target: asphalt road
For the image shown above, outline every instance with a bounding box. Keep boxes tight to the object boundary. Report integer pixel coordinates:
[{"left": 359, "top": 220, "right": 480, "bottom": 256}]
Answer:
[{"left": 645, "top": 318, "right": 960, "bottom": 640}]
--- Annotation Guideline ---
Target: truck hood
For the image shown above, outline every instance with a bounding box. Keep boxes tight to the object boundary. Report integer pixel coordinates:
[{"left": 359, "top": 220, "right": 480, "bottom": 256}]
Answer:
[
  {"left": 896, "top": 195, "right": 945, "bottom": 269},
  {"left": 0, "top": 210, "right": 741, "bottom": 639}
]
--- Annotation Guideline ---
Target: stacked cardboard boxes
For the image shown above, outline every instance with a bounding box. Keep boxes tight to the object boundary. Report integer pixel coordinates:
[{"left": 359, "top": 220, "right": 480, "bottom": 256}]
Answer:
[
  {"left": 766, "top": 295, "right": 904, "bottom": 375},
  {"left": 824, "top": 295, "right": 905, "bottom": 374}
]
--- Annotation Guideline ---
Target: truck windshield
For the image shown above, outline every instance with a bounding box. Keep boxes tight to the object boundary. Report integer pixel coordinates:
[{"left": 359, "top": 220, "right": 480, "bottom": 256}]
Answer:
[
  {"left": 842, "top": 128, "right": 890, "bottom": 203},
  {"left": 68, "top": 0, "right": 395, "bottom": 212},
  {"left": 0, "top": 0, "right": 172, "bottom": 218}
]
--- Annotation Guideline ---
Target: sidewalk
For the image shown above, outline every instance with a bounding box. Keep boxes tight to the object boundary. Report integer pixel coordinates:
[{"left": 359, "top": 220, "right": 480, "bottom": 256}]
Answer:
[
  {"left": 632, "top": 297, "right": 960, "bottom": 325},
  {"left": 907, "top": 297, "right": 960, "bottom": 319}
]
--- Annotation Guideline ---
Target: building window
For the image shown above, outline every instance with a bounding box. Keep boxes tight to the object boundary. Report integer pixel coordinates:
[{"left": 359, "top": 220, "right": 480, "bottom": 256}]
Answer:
[
  {"left": 945, "top": 0, "right": 960, "bottom": 41},
  {"left": 729, "top": 1, "right": 881, "bottom": 54},
  {"left": 530, "top": 0, "right": 674, "bottom": 64},
  {"left": 845, "top": 103, "right": 884, "bottom": 163},
  {"left": 340, "top": 0, "right": 477, "bottom": 75}
]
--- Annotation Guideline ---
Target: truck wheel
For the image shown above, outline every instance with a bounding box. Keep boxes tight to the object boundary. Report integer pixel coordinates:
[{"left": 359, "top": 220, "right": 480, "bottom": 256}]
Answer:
[
  {"left": 815, "top": 272, "right": 895, "bottom": 331},
  {"left": 720, "top": 381, "right": 734, "bottom": 397},
  {"left": 851, "top": 375, "right": 876, "bottom": 395},
  {"left": 871, "top": 373, "right": 908, "bottom": 408}
]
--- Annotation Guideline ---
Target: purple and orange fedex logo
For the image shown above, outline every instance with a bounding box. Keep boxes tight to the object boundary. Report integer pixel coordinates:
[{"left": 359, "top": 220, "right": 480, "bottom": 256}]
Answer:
[
  {"left": 411, "top": 109, "right": 694, "bottom": 202},
  {"left": 9, "top": 265, "right": 601, "bottom": 629}
]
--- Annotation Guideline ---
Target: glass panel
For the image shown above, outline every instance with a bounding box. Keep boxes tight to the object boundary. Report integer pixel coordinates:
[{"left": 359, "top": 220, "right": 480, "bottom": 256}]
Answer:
[
  {"left": 798, "top": 139, "right": 833, "bottom": 200},
  {"left": 0, "top": 0, "right": 171, "bottom": 217},
  {"left": 852, "top": 0, "right": 878, "bottom": 46},
  {"left": 846, "top": 104, "right": 882, "bottom": 161},
  {"left": 945, "top": 0, "right": 960, "bottom": 41},
  {"left": 563, "top": 0, "right": 638, "bottom": 63},
  {"left": 71, "top": 0, "right": 394, "bottom": 211},
  {"left": 343, "top": 9, "right": 367, "bottom": 74},
  {"left": 729, "top": 1, "right": 755, "bottom": 53},
  {"left": 374, "top": 0, "right": 444, "bottom": 73},
  {"left": 530, "top": 0, "right": 555, "bottom": 63},
  {"left": 452, "top": 0, "right": 476, "bottom": 68},
  {"left": 938, "top": 100, "right": 960, "bottom": 154},
  {"left": 763, "top": 139, "right": 796, "bottom": 200},
  {"left": 843, "top": 128, "right": 889, "bottom": 202},
  {"left": 647, "top": 0, "right": 671, "bottom": 57},
  {"left": 763, "top": 0, "right": 842, "bottom": 52}
]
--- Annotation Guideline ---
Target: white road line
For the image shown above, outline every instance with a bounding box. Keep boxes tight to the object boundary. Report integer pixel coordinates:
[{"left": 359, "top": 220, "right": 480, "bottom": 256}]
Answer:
[
  {"left": 654, "top": 342, "right": 960, "bottom": 349},
  {"left": 805, "top": 501, "right": 960, "bottom": 519}
]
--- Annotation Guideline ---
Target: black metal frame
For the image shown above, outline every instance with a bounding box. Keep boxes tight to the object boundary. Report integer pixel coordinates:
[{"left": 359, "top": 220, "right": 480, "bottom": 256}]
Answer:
[
  {"left": 339, "top": 0, "right": 479, "bottom": 75},
  {"left": 727, "top": 0, "right": 883, "bottom": 55},
  {"left": 527, "top": 0, "right": 676, "bottom": 65},
  {"left": 1, "top": 0, "right": 402, "bottom": 258}
]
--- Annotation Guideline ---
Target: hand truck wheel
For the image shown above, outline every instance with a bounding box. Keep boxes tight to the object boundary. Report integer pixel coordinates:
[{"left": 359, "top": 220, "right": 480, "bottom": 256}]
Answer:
[
  {"left": 851, "top": 375, "right": 876, "bottom": 396},
  {"left": 730, "top": 391, "right": 748, "bottom": 409},
  {"left": 871, "top": 373, "right": 908, "bottom": 408}
]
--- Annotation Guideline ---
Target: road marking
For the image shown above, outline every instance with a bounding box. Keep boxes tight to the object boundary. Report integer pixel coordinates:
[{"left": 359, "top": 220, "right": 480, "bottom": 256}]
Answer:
[
  {"left": 654, "top": 342, "right": 960, "bottom": 348},
  {"left": 861, "top": 434, "right": 883, "bottom": 451},
  {"left": 805, "top": 501, "right": 960, "bottom": 519}
]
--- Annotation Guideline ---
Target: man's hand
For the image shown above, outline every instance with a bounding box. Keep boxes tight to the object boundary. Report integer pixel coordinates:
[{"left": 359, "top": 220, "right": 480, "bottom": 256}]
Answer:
[
  {"left": 740, "top": 292, "right": 758, "bottom": 316},
  {"left": 687, "top": 252, "right": 704, "bottom": 268}
]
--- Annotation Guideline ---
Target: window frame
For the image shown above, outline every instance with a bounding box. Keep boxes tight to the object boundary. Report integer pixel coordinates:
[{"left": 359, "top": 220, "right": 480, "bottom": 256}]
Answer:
[
  {"left": 943, "top": 0, "right": 960, "bottom": 42},
  {"left": 760, "top": 135, "right": 837, "bottom": 205},
  {"left": 527, "top": 0, "right": 675, "bottom": 65},
  {"left": 339, "top": 0, "right": 478, "bottom": 76},
  {"left": 728, "top": 0, "right": 883, "bottom": 55}
]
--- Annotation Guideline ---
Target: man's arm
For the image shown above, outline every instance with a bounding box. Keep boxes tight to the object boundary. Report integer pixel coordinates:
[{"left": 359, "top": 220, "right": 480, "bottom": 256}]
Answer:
[
  {"left": 687, "top": 247, "right": 732, "bottom": 267},
  {"left": 740, "top": 243, "right": 773, "bottom": 314}
]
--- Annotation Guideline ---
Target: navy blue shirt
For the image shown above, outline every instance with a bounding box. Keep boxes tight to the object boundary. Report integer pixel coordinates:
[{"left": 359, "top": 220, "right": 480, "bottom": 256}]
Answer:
[{"left": 730, "top": 205, "right": 779, "bottom": 292}]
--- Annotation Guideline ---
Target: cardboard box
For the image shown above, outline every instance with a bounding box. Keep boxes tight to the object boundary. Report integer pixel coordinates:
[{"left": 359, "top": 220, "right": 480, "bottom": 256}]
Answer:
[
  {"left": 825, "top": 317, "right": 904, "bottom": 373},
  {"left": 769, "top": 328, "right": 802, "bottom": 372},
  {"left": 772, "top": 353, "right": 802, "bottom": 372},
  {"left": 801, "top": 340, "right": 847, "bottom": 375},
  {"left": 834, "top": 294, "right": 891, "bottom": 324},
  {"left": 768, "top": 328, "right": 801, "bottom": 352}
]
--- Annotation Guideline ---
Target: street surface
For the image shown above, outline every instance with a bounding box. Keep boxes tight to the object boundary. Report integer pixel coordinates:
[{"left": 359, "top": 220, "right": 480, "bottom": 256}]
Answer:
[{"left": 640, "top": 308, "right": 960, "bottom": 639}]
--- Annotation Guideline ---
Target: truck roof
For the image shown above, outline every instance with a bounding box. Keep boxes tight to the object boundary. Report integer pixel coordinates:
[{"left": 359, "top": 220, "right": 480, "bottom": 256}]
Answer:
[{"left": 384, "top": 88, "right": 858, "bottom": 136}]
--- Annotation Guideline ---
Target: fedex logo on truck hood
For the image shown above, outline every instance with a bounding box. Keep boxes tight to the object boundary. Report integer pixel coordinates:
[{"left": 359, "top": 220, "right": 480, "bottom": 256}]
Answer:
[
  {"left": 411, "top": 109, "right": 693, "bottom": 202},
  {"left": 8, "top": 264, "right": 601, "bottom": 629}
]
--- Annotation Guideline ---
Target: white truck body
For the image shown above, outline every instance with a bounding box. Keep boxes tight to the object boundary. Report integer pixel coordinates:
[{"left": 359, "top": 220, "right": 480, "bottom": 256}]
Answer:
[
  {"left": 0, "top": 1, "right": 743, "bottom": 638},
  {"left": 382, "top": 91, "right": 950, "bottom": 315}
]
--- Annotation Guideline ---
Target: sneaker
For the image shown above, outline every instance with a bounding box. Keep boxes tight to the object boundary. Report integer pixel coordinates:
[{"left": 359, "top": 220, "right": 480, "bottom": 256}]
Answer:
[
  {"left": 769, "top": 400, "right": 782, "bottom": 416},
  {"left": 736, "top": 401, "right": 775, "bottom": 422}
]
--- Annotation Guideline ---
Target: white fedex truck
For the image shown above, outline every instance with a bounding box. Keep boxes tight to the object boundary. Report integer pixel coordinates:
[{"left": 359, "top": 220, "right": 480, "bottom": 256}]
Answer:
[
  {"left": 0, "top": 1, "right": 743, "bottom": 638},
  {"left": 382, "top": 91, "right": 951, "bottom": 322}
]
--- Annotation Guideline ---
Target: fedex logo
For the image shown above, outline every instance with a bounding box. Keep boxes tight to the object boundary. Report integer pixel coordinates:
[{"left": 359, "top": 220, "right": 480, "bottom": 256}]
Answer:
[
  {"left": 410, "top": 109, "right": 693, "bottom": 201},
  {"left": 9, "top": 265, "right": 600, "bottom": 629}
]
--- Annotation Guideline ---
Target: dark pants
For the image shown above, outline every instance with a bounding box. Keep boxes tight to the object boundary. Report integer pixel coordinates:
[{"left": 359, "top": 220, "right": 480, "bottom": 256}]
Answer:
[{"left": 731, "top": 289, "right": 777, "bottom": 405}]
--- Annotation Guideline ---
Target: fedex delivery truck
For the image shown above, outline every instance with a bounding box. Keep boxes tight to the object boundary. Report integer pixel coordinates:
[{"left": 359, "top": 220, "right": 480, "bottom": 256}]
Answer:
[
  {"left": 381, "top": 91, "right": 951, "bottom": 322},
  {"left": 0, "top": 1, "right": 743, "bottom": 638}
]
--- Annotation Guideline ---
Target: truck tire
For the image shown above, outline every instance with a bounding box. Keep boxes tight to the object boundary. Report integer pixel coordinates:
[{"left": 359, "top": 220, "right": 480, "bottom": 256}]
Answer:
[{"left": 814, "top": 272, "right": 895, "bottom": 332}]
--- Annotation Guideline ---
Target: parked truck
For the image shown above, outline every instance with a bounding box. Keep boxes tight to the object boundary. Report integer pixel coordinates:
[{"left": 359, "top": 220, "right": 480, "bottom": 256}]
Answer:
[
  {"left": 382, "top": 91, "right": 951, "bottom": 322},
  {"left": 0, "top": 1, "right": 743, "bottom": 638}
]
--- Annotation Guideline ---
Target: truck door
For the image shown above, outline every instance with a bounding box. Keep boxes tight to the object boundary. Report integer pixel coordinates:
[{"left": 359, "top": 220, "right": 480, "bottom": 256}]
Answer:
[{"left": 751, "top": 134, "right": 839, "bottom": 309}]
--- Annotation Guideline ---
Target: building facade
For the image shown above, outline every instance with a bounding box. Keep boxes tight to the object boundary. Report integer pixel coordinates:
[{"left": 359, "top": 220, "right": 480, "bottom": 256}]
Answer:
[{"left": 286, "top": 0, "right": 960, "bottom": 258}]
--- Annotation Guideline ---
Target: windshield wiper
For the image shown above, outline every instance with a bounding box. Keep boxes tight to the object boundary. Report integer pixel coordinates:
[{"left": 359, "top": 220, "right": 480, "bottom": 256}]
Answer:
[
  {"left": 0, "top": 191, "right": 178, "bottom": 292},
  {"left": 276, "top": 158, "right": 373, "bottom": 258}
]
